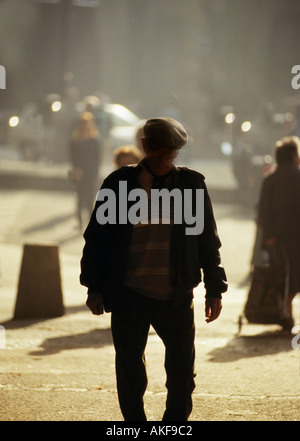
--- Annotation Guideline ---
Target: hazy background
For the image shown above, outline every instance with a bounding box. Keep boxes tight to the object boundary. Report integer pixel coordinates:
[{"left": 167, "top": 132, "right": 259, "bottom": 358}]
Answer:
[
  {"left": 1, "top": 0, "right": 300, "bottom": 159},
  {"left": 1, "top": 4, "right": 300, "bottom": 420}
]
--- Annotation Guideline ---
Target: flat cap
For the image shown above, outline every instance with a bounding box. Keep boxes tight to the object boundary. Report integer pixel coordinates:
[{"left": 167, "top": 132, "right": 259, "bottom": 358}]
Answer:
[{"left": 143, "top": 117, "right": 188, "bottom": 150}]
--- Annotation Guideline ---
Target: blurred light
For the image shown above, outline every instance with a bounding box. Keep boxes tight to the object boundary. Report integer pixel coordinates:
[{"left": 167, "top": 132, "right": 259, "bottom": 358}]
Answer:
[
  {"left": 225, "top": 112, "right": 235, "bottom": 124},
  {"left": 264, "top": 154, "right": 273, "bottom": 164},
  {"left": 51, "top": 101, "right": 62, "bottom": 112},
  {"left": 241, "top": 121, "right": 251, "bottom": 132},
  {"left": 9, "top": 116, "right": 19, "bottom": 127},
  {"left": 220, "top": 142, "right": 233, "bottom": 156},
  {"left": 105, "top": 103, "right": 140, "bottom": 126},
  {"left": 273, "top": 113, "right": 285, "bottom": 124},
  {"left": 285, "top": 112, "right": 294, "bottom": 122}
]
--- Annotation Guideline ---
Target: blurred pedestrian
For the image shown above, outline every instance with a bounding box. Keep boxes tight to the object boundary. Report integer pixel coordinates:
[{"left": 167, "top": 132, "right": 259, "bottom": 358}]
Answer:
[
  {"left": 112, "top": 121, "right": 145, "bottom": 169},
  {"left": 83, "top": 95, "right": 112, "bottom": 147},
  {"left": 113, "top": 144, "right": 143, "bottom": 168},
  {"left": 80, "top": 117, "right": 227, "bottom": 421},
  {"left": 69, "top": 111, "right": 101, "bottom": 229},
  {"left": 258, "top": 136, "right": 300, "bottom": 331}
]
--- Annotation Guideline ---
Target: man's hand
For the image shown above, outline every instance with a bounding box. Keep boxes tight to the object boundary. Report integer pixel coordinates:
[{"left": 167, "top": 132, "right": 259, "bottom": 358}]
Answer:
[
  {"left": 205, "top": 298, "right": 222, "bottom": 323},
  {"left": 86, "top": 293, "right": 104, "bottom": 315}
]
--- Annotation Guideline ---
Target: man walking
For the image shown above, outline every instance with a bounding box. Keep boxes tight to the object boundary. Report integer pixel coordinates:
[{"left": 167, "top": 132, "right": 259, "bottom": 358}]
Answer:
[{"left": 80, "top": 117, "right": 227, "bottom": 421}]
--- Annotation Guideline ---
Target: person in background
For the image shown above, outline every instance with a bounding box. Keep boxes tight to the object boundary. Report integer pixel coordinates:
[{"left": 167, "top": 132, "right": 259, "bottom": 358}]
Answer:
[
  {"left": 69, "top": 111, "right": 101, "bottom": 229},
  {"left": 83, "top": 95, "right": 112, "bottom": 148},
  {"left": 258, "top": 136, "right": 300, "bottom": 331},
  {"left": 113, "top": 144, "right": 143, "bottom": 168}
]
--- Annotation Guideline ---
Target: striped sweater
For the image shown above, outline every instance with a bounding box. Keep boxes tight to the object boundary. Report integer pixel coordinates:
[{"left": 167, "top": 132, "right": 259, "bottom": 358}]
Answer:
[{"left": 124, "top": 164, "right": 174, "bottom": 299}]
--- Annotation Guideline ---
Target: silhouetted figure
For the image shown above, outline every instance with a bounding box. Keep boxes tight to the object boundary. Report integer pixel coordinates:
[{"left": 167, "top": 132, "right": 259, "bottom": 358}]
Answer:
[
  {"left": 80, "top": 117, "right": 227, "bottom": 421},
  {"left": 83, "top": 95, "right": 112, "bottom": 147},
  {"left": 69, "top": 112, "right": 101, "bottom": 229},
  {"left": 258, "top": 136, "right": 300, "bottom": 331}
]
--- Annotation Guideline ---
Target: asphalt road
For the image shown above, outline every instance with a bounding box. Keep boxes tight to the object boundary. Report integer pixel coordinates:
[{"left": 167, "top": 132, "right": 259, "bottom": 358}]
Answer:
[{"left": 0, "top": 158, "right": 299, "bottom": 422}]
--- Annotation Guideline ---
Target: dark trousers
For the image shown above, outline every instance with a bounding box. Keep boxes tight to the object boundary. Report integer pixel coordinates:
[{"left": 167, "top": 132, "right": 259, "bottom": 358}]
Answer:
[{"left": 111, "top": 288, "right": 196, "bottom": 421}]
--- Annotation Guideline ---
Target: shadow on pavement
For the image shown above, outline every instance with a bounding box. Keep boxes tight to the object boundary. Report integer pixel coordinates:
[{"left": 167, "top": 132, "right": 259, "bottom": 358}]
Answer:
[
  {"left": 207, "top": 330, "right": 293, "bottom": 362},
  {"left": 28, "top": 327, "right": 113, "bottom": 356},
  {"left": 1, "top": 304, "right": 88, "bottom": 329},
  {"left": 21, "top": 213, "right": 76, "bottom": 234}
]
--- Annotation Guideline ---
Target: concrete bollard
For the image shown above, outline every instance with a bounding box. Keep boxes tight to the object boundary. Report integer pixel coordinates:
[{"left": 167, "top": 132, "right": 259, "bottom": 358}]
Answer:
[{"left": 13, "top": 243, "right": 64, "bottom": 319}]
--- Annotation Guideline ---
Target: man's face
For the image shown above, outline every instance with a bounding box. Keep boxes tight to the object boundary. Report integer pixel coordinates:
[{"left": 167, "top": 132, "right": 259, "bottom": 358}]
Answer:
[{"left": 143, "top": 139, "right": 178, "bottom": 175}]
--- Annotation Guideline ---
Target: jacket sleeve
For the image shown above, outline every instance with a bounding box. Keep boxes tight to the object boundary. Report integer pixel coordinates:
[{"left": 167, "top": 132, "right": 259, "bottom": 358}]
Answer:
[
  {"left": 80, "top": 202, "right": 110, "bottom": 294},
  {"left": 79, "top": 171, "right": 119, "bottom": 294},
  {"left": 198, "top": 181, "right": 228, "bottom": 298}
]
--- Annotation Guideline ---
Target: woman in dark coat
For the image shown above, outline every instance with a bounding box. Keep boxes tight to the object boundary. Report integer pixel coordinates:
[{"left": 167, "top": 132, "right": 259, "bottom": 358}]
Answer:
[
  {"left": 258, "top": 136, "right": 300, "bottom": 330},
  {"left": 70, "top": 111, "right": 101, "bottom": 229}
]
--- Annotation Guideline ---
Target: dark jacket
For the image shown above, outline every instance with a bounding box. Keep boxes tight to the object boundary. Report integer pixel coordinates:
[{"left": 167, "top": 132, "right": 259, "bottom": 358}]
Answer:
[
  {"left": 70, "top": 137, "right": 100, "bottom": 180},
  {"left": 258, "top": 163, "right": 300, "bottom": 294},
  {"left": 80, "top": 163, "right": 228, "bottom": 311}
]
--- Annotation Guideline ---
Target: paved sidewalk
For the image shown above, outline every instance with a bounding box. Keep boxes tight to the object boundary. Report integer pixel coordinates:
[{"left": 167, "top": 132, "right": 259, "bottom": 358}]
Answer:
[
  {"left": 0, "top": 242, "right": 299, "bottom": 422},
  {"left": 0, "top": 156, "right": 299, "bottom": 422},
  {"left": 0, "top": 155, "right": 237, "bottom": 193}
]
